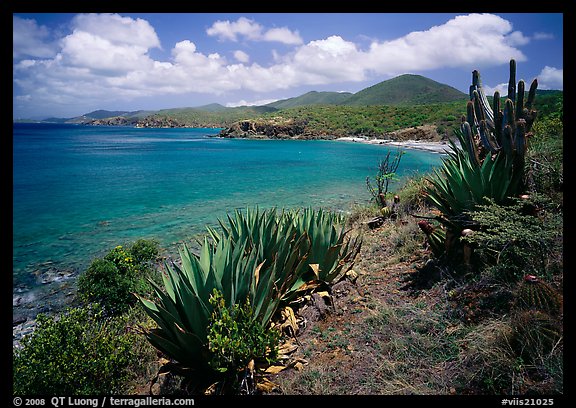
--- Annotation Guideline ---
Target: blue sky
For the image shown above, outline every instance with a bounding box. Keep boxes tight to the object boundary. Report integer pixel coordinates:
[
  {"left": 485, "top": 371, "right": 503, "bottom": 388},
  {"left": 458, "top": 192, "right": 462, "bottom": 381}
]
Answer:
[{"left": 13, "top": 13, "right": 563, "bottom": 119}]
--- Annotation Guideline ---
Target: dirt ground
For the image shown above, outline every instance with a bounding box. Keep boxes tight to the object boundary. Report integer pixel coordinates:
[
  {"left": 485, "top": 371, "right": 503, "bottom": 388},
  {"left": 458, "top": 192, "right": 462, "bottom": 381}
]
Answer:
[{"left": 261, "top": 221, "right": 455, "bottom": 395}]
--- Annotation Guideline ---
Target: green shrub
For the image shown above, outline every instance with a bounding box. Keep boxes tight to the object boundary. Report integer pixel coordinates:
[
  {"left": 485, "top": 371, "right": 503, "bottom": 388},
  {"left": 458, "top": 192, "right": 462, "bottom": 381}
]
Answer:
[
  {"left": 207, "top": 289, "right": 280, "bottom": 379},
  {"left": 78, "top": 244, "right": 155, "bottom": 315},
  {"left": 13, "top": 306, "right": 134, "bottom": 395},
  {"left": 527, "top": 116, "right": 563, "bottom": 197},
  {"left": 462, "top": 195, "right": 562, "bottom": 282},
  {"left": 130, "top": 238, "right": 160, "bottom": 265},
  {"left": 395, "top": 174, "right": 430, "bottom": 213},
  {"left": 78, "top": 258, "right": 135, "bottom": 315}
]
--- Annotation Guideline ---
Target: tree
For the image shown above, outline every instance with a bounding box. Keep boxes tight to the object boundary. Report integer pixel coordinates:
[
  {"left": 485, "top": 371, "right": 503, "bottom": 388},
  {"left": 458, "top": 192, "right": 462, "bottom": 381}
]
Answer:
[{"left": 366, "top": 148, "right": 404, "bottom": 207}]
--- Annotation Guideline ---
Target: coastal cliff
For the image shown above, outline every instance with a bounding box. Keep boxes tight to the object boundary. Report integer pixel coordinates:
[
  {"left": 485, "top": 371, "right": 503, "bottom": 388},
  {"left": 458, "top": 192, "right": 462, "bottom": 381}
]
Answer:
[
  {"left": 218, "top": 117, "right": 310, "bottom": 139},
  {"left": 219, "top": 119, "right": 443, "bottom": 142},
  {"left": 89, "top": 116, "right": 187, "bottom": 128}
]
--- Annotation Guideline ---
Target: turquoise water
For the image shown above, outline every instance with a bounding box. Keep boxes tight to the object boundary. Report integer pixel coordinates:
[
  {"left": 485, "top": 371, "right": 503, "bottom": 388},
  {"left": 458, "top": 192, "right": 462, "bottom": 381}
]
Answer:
[{"left": 13, "top": 123, "right": 442, "bottom": 289}]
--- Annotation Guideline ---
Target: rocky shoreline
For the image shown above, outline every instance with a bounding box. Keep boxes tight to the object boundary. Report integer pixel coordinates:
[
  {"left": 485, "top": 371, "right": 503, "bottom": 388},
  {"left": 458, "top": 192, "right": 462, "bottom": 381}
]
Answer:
[
  {"left": 218, "top": 120, "right": 455, "bottom": 151},
  {"left": 13, "top": 269, "right": 79, "bottom": 348},
  {"left": 336, "top": 136, "right": 454, "bottom": 154}
]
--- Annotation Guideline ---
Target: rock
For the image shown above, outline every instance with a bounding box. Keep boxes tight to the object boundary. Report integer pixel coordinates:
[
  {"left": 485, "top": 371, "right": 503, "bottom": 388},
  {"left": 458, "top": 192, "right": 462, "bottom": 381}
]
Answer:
[
  {"left": 37, "top": 305, "right": 52, "bottom": 314},
  {"left": 367, "top": 216, "right": 384, "bottom": 229},
  {"left": 13, "top": 315, "right": 27, "bottom": 326},
  {"left": 219, "top": 118, "right": 308, "bottom": 139}
]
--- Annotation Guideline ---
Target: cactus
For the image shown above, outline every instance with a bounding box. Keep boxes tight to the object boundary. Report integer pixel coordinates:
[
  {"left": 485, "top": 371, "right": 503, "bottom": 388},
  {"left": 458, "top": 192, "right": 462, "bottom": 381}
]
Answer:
[
  {"left": 417, "top": 220, "right": 446, "bottom": 257},
  {"left": 423, "top": 60, "right": 539, "bottom": 264},
  {"left": 510, "top": 309, "right": 562, "bottom": 363},
  {"left": 515, "top": 274, "right": 562, "bottom": 316},
  {"left": 465, "top": 59, "right": 538, "bottom": 192}
]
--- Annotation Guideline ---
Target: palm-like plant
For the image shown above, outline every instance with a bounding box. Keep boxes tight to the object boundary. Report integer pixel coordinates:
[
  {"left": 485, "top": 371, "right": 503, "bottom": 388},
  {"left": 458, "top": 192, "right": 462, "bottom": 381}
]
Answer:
[
  {"left": 285, "top": 207, "right": 361, "bottom": 294},
  {"left": 424, "top": 128, "right": 518, "bottom": 217}
]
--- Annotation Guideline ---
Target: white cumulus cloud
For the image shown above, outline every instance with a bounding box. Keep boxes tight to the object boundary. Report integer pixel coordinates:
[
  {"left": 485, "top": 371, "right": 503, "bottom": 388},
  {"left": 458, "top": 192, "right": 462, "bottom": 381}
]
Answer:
[
  {"left": 13, "top": 16, "right": 58, "bottom": 59},
  {"left": 14, "top": 12, "right": 541, "bottom": 118},
  {"left": 262, "top": 27, "right": 303, "bottom": 45},
  {"left": 365, "top": 13, "right": 527, "bottom": 76},
  {"left": 537, "top": 66, "right": 563, "bottom": 90},
  {"left": 233, "top": 50, "right": 250, "bottom": 63},
  {"left": 226, "top": 98, "right": 279, "bottom": 107},
  {"left": 207, "top": 17, "right": 302, "bottom": 45}
]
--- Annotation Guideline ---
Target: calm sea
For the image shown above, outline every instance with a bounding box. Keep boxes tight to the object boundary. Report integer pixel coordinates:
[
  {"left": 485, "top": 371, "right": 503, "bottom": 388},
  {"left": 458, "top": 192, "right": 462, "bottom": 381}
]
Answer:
[{"left": 13, "top": 123, "right": 442, "bottom": 290}]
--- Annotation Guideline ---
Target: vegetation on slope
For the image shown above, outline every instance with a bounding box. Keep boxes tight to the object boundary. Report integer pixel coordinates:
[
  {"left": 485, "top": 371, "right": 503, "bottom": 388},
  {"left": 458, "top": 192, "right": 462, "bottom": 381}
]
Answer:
[
  {"left": 343, "top": 74, "right": 467, "bottom": 106},
  {"left": 265, "top": 91, "right": 354, "bottom": 109},
  {"left": 220, "top": 101, "right": 466, "bottom": 139}
]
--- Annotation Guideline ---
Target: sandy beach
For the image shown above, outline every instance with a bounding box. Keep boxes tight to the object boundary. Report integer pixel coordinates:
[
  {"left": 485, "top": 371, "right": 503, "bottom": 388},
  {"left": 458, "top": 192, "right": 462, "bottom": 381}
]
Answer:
[{"left": 336, "top": 136, "right": 454, "bottom": 154}]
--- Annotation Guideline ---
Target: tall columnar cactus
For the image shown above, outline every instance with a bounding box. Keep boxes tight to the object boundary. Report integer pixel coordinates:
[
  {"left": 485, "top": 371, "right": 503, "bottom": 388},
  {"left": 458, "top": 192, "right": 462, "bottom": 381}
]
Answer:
[
  {"left": 463, "top": 59, "right": 538, "bottom": 192},
  {"left": 423, "top": 60, "right": 539, "bottom": 263}
]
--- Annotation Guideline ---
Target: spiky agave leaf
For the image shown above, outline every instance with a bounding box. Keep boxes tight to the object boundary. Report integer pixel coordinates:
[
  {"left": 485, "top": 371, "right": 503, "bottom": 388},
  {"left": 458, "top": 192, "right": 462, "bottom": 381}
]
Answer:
[{"left": 424, "top": 129, "right": 519, "bottom": 218}]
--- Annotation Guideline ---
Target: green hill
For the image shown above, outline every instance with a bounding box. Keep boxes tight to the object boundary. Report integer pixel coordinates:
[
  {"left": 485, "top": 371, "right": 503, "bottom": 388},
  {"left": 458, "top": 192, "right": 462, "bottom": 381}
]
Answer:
[
  {"left": 83, "top": 110, "right": 131, "bottom": 119},
  {"left": 189, "top": 103, "right": 228, "bottom": 112},
  {"left": 60, "top": 110, "right": 153, "bottom": 123},
  {"left": 263, "top": 75, "right": 467, "bottom": 109},
  {"left": 343, "top": 74, "right": 467, "bottom": 106},
  {"left": 266, "top": 91, "right": 353, "bottom": 109}
]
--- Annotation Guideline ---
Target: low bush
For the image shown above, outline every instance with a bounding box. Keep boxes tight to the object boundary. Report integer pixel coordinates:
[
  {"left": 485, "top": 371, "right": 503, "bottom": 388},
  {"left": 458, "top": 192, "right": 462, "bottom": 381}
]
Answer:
[
  {"left": 207, "top": 289, "right": 281, "bottom": 392},
  {"left": 462, "top": 195, "right": 562, "bottom": 282},
  {"left": 13, "top": 306, "right": 135, "bottom": 395},
  {"left": 78, "top": 240, "right": 159, "bottom": 315}
]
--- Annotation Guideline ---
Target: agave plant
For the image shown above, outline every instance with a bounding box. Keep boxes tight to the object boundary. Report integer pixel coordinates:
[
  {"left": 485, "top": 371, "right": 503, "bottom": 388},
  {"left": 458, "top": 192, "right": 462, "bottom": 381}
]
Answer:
[
  {"left": 425, "top": 128, "right": 519, "bottom": 217},
  {"left": 138, "top": 206, "right": 361, "bottom": 381},
  {"left": 136, "top": 225, "right": 310, "bottom": 375},
  {"left": 207, "top": 207, "right": 361, "bottom": 298},
  {"left": 285, "top": 207, "right": 361, "bottom": 294}
]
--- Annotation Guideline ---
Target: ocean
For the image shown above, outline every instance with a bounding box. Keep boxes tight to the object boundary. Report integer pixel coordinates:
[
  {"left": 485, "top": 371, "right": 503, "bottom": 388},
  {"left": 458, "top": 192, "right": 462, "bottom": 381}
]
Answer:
[{"left": 13, "top": 123, "right": 442, "bottom": 293}]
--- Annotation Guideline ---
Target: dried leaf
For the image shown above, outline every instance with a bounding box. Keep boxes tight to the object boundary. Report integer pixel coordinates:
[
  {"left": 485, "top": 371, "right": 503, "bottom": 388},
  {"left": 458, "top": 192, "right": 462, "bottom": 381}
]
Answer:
[
  {"left": 265, "top": 365, "right": 287, "bottom": 374},
  {"left": 254, "top": 261, "right": 265, "bottom": 288},
  {"left": 278, "top": 342, "right": 298, "bottom": 355},
  {"left": 256, "top": 377, "right": 279, "bottom": 393},
  {"left": 204, "top": 382, "right": 219, "bottom": 395},
  {"left": 345, "top": 269, "right": 359, "bottom": 283},
  {"left": 279, "top": 306, "right": 299, "bottom": 335},
  {"left": 316, "top": 291, "right": 330, "bottom": 300},
  {"left": 309, "top": 264, "right": 320, "bottom": 279},
  {"left": 296, "top": 281, "right": 322, "bottom": 292}
]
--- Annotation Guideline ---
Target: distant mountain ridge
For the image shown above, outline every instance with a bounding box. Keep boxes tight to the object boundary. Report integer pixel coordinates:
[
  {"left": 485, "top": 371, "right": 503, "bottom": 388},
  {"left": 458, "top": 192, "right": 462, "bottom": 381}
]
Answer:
[
  {"left": 342, "top": 74, "right": 467, "bottom": 106},
  {"left": 24, "top": 74, "right": 468, "bottom": 123},
  {"left": 265, "top": 91, "right": 354, "bottom": 109},
  {"left": 21, "top": 74, "right": 561, "bottom": 125}
]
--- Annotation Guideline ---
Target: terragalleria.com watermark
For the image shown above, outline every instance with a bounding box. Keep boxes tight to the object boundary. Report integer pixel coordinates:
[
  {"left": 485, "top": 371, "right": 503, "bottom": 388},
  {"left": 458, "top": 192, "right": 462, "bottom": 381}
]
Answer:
[{"left": 12, "top": 397, "right": 195, "bottom": 408}]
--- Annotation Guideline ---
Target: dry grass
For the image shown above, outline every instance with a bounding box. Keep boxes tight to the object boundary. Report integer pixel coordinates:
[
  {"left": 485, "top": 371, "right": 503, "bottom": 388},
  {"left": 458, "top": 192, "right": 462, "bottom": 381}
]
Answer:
[{"left": 269, "top": 195, "right": 563, "bottom": 396}]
